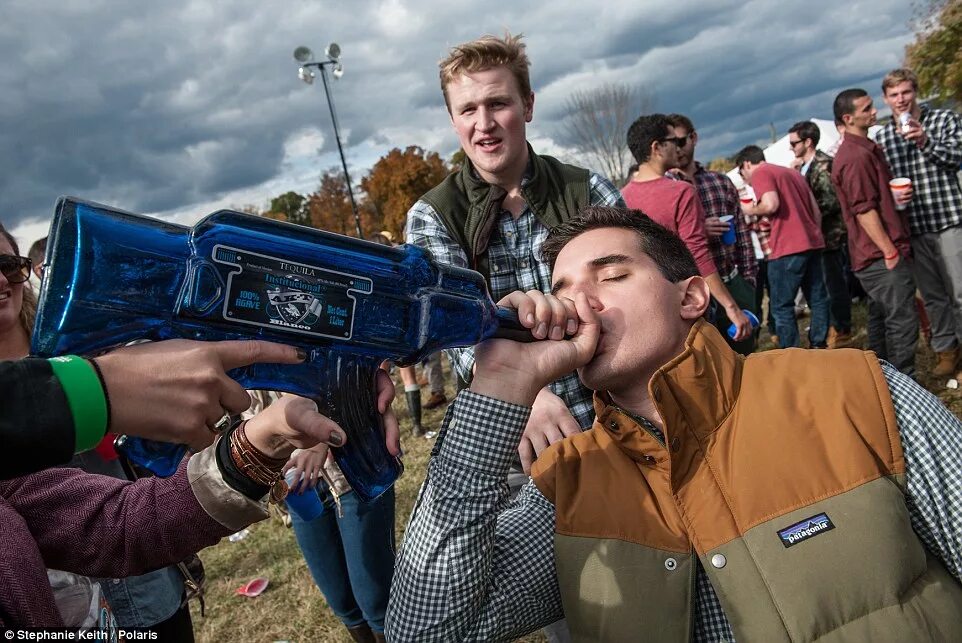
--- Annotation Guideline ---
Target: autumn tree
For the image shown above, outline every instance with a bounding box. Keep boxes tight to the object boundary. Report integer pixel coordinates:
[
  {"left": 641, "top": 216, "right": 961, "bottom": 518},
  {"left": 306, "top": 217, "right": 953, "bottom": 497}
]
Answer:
[
  {"left": 306, "top": 168, "right": 378, "bottom": 237},
  {"left": 707, "top": 156, "right": 734, "bottom": 173},
  {"left": 449, "top": 148, "right": 467, "bottom": 172},
  {"left": 906, "top": 0, "right": 962, "bottom": 102},
  {"left": 360, "top": 146, "right": 450, "bottom": 239},
  {"left": 269, "top": 191, "right": 309, "bottom": 226},
  {"left": 227, "top": 203, "right": 264, "bottom": 215},
  {"left": 559, "top": 83, "right": 655, "bottom": 186}
]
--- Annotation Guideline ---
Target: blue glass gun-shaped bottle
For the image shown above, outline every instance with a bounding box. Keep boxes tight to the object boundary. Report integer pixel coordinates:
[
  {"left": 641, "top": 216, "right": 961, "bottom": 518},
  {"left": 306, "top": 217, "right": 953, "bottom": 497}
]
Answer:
[{"left": 32, "top": 197, "right": 534, "bottom": 502}]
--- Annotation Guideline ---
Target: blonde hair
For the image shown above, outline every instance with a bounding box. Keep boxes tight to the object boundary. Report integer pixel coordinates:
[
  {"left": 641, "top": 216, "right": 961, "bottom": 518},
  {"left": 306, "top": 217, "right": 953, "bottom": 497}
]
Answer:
[
  {"left": 882, "top": 68, "right": 919, "bottom": 93},
  {"left": 439, "top": 32, "right": 531, "bottom": 111}
]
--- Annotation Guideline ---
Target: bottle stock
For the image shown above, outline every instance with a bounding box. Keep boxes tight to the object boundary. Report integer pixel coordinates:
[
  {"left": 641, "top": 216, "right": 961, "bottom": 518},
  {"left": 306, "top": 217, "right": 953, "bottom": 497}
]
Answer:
[{"left": 33, "top": 198, "right": 531, "bottom": 501}]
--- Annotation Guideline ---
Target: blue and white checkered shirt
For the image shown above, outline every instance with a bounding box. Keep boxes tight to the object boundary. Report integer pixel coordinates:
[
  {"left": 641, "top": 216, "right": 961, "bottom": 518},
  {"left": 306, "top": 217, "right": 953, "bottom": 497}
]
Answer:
[
  {"left": 404, "top": 171, "right": 624, "bottom": 430},
  {"left": 875, "top": 105, "right": 962, "bottom": 235},
  {"left": 386, "top": 361, "right": 962, "bottom": 642}
]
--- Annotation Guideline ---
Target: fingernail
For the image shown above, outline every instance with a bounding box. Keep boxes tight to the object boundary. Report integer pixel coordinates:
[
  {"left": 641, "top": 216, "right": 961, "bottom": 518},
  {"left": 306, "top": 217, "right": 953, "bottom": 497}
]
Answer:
[
  {"left": 526, "top": 312, "right": 535, "bottom": 324},
  {"left": 536, "top": 322, "right": 547, "bottom": 337},
  {"left": 567, "top": 319, "right": 578, "bottom": 334},
  {"left": 327, "top": 432, "right": 344, "bottom": 447},
  {"left": 295, "top": 348, "right": 308, "bottom": 361},
  {"left": 550, "top": 325, "right": 563, "bottom": 340}
]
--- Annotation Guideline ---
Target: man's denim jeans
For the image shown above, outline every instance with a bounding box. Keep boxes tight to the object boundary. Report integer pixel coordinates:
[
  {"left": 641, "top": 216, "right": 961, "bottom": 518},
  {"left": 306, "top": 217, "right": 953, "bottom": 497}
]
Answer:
[
  {"left": 291, "top": 486, "right": 396, "bottom": 632},
  {"left": 767, "top": 250, "right": 830, "bottom": 348}
]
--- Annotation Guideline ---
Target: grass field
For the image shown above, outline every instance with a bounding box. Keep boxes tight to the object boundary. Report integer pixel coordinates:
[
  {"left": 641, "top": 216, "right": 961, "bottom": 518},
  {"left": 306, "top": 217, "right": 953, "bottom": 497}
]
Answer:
[{"left": 191, "top": 300, "right": 961, "bottom": 642}]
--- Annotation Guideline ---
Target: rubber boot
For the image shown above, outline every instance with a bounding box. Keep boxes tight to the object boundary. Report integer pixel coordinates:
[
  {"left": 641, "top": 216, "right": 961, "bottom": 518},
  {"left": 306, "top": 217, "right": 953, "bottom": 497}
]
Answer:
[{"left": 405, "top": 387, "right": 424, "bottom": 437}]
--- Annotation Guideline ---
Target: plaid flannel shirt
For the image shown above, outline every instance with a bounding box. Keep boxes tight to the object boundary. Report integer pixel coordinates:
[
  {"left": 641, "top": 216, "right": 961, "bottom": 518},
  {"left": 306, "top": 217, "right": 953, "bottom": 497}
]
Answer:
[
  {"left": 670, "top": 164, "right": 758, "bottom": 286},
  {"left": 875, "top": 106, "right": 962, "bottom": 235},
  {"left": 404, "top": 171, "right": 624, "bottom": 430},
  {"left": 386, "top": 362, "right": 962, "bottom": 642}
]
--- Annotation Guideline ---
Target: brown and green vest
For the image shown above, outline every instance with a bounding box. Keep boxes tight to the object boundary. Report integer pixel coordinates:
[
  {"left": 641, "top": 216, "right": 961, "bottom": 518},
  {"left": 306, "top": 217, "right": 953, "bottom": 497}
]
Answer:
[
  {"left": 532, "top": 320, "right": 962, "bottom": 642},
  {"left": 420, "top": 143, "right": 590, "bottom": 280}
]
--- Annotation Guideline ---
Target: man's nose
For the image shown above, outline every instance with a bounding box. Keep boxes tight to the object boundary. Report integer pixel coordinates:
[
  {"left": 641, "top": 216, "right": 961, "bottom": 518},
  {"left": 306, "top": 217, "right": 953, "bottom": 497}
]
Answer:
[
  {"left": 476, "top": 107, "right": 495, "bottom": 131},
  {"left": 565, "top": 283, "right": 603, "bottom": 312}
]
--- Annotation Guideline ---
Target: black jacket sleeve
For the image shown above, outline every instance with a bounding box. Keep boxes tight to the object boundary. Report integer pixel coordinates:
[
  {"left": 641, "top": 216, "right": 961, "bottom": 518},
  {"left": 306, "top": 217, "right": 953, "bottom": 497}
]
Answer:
[{"left": 2, "top": 358, "right": 76, "bottom": 479}]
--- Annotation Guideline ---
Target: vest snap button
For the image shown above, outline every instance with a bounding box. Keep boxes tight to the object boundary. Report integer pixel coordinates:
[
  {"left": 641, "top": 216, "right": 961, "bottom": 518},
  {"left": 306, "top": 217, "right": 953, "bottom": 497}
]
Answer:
[
  {"left": 643, "top": 454, "right": 656, "bottom": 465},
  {"left": 608, "top": 420, "right": 619, "bottom": 432},
  {"left": 664, "top": 557, "right": 677, "bottom": 571},
  {"left": 711, "top": 553, "right": 727, "bottom": 569}
]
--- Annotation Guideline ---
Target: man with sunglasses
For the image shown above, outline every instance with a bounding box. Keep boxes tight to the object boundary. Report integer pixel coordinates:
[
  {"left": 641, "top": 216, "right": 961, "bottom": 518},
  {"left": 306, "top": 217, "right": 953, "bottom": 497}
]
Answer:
[
  {"left": 788, "top": 121, "right": 853, "bottom": 349},
  {"left": 735, "top": 144, "right": 829, "bottom": 349},
  {"left": 623, "top": 113, "right": 751, "bottom": 340},
  {"left": 665, "top": 113, "right": 759, "bottom": 354}
]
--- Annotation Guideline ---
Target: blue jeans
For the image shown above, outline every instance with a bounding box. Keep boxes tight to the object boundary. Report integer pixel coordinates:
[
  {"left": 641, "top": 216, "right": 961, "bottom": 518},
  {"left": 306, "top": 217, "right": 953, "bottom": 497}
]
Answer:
[
  {"left": 291, "top": 486, "right": 396, "bottom": 633},
  {"left": 767, "top": 250, "right": 830, "bottom": 348}
]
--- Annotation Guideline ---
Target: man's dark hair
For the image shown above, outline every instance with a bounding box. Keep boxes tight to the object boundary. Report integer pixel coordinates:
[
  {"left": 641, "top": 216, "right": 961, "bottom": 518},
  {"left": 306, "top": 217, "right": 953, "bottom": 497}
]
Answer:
[
  {"left": 626, "top": 114, "right": 671, "bottom": 164},
  {"left": 541, "top": 206, "right": 699, "bottom": 283},
  {"left": 833, "top": 88, "right": 868, "bottom": 122},
  {"left": 733, "top": 145, "right": 765, "bottom": 168},
  {"left": 665, "top": 113, "right": 695, "bottom": 134},
  {"left": 28, "top": 236, "right": 47, "bottom": 264},
  {"left": 788, "top": 121, "right": 820, "bottom": 146}
]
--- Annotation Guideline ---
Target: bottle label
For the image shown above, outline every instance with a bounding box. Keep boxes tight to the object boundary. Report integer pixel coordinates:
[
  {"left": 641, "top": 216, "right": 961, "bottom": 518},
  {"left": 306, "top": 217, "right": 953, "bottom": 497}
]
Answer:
[{"left": 212, "top": 244, "right": 372, "bottom": 340}]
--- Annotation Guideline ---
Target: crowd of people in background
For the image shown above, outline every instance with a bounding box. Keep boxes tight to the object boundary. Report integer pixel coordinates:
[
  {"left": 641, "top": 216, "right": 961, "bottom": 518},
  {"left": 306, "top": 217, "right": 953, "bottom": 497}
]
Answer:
[{"left": 2, "top": 28, "right": 960, "bottom": 643}]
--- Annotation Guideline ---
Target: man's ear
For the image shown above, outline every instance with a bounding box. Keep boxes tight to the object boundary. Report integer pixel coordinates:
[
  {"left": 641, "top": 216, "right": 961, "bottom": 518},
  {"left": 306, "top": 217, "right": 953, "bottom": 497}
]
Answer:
[
  {"left": 678, "top": 276, "right": 711, "bottom": 321},
  {"left": 524, "top": 92, "right": 535, "bottom": 122}
]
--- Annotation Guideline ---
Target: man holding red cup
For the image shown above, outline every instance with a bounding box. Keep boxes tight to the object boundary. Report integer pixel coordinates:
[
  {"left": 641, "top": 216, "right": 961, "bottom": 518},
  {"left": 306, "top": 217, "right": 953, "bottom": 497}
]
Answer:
[{"left": 876, "top": 68, "right": 962, "bottom": 380}]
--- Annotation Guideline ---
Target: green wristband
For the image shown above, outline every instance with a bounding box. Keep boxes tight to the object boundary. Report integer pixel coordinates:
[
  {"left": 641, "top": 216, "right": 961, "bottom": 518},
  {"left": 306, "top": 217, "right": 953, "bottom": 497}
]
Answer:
[{"left": 48, "top": 355, "right": 109, "bottom": 453}]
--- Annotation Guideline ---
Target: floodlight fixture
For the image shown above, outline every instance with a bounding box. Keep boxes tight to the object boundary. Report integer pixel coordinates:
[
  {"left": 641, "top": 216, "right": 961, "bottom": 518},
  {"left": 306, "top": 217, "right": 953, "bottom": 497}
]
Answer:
[
  {"left": 291, "top": 41, "right": 361, "bottom": 236},
  {"left": 297, "top": 66, "right": 315, "bottom": 85},
  {"left": 293, "top": 46, "right": 313, "bottom": 63}
]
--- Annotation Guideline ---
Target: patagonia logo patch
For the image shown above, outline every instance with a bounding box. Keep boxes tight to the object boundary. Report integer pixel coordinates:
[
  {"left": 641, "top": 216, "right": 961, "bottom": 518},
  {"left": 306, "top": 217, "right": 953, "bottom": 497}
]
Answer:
[{"left": 777, "top": 512, "right": 835, "bottom": 548}]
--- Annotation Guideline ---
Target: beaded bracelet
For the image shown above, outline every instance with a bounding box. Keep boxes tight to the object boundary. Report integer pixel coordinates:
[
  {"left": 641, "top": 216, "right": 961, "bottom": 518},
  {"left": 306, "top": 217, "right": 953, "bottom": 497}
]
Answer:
[{"left": 228, "top": 421, "right": 289, "bottom": 504}]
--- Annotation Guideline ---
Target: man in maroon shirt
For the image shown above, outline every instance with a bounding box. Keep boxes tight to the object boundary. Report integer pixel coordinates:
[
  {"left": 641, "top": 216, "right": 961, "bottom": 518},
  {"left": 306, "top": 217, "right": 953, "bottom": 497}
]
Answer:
[
  {"left": 624, "top": 113, "right": 751, "bottom": 340},
  {"left": 830, "top": 88, "right": 919, "bottom": 376},
  {"left": 735, "top": 145, "right": 829, "bottom": 348},
  {"left": 665, "top": 113, "right": 759, "bottom": 354}
]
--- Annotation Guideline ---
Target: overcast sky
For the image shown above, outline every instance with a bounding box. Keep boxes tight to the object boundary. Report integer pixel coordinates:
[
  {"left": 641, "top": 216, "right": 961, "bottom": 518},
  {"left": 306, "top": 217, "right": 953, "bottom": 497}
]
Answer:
[{"left": 3, "top": 0, "right": 914, "bottom": 246}]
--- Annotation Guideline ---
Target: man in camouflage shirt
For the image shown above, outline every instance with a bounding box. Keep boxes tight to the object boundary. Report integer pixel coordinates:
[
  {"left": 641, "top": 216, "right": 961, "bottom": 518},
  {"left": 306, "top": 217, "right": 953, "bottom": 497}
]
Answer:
[{"left": 789, "top": 120, "right": 853, "bottom": 347}]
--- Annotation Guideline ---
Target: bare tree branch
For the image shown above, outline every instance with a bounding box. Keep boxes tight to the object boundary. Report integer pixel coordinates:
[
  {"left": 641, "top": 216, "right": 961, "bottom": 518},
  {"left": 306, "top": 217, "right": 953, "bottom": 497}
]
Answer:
[{"left": 559, "top": 83, "right": 655, "bottom": 186}]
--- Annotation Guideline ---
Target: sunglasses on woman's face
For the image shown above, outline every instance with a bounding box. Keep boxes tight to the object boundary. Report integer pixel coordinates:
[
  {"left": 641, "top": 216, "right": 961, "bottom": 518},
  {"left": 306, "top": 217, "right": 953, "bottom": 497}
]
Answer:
[{"left": 0, "top": 254, "right": 32, "bottom": 284}]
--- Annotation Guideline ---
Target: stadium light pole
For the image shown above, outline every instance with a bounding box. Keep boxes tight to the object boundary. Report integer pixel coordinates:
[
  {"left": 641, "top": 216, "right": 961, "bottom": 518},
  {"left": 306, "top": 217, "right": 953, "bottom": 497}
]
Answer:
[{"left": 293, "top": 43, "right": 362, "bottom": 237}]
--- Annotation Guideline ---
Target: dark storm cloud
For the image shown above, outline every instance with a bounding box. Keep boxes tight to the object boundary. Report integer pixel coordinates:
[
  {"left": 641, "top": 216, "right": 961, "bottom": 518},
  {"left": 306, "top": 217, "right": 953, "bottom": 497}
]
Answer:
[{"left": 2, "top": 0, "right": 914, "bottom": 234}]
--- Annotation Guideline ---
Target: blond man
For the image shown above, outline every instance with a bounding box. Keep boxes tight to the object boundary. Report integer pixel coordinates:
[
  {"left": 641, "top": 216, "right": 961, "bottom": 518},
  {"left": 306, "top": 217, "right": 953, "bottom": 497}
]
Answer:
[
  {"left": 404, "top": 33, "right": 624, "bottom": 478},
  {"left": 876, "top": 68, "right": 962, "bottom": 378}
]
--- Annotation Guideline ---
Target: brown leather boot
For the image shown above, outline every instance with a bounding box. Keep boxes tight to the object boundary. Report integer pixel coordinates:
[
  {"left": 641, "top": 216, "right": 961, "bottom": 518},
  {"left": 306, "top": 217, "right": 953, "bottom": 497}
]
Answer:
[
  {"left": 933, "top": 347, "right": 960, "bottom": 377},
  {"left": 373, "top": 631, "right": 386, "bottom": 643},
  {"left": 424, "top": 390, "right": 448, "bottom": 410},
  {"left": 347, "top": 624, "right": 375, "bottom": 643}
]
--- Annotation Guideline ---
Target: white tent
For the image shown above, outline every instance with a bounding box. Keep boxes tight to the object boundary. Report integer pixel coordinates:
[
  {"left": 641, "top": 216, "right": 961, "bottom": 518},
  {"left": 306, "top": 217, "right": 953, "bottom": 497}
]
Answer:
[{"left": 726, "top": 119, "right": 882, "bottom": 193}]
